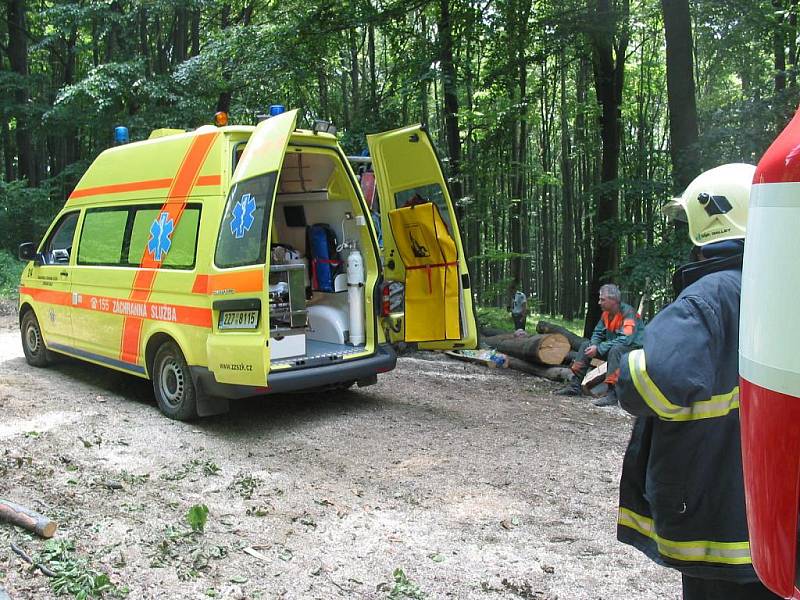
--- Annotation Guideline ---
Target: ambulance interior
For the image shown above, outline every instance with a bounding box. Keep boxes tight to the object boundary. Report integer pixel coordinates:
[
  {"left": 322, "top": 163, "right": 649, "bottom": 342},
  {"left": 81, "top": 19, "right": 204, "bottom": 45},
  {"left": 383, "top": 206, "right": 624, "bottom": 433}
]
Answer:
[{"left": 266, "top": 146, "right": 376, "bottom": 368}]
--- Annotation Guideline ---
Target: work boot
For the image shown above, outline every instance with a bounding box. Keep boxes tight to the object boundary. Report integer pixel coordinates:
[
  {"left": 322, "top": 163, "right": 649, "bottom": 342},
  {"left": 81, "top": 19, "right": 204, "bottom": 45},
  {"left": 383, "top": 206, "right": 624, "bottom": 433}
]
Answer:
[
  {"left": 593, "top": 387, "right": 618, "bottom": 407},
  {"left": 556, "top": 377, "right": 582, "bottom": 396}
]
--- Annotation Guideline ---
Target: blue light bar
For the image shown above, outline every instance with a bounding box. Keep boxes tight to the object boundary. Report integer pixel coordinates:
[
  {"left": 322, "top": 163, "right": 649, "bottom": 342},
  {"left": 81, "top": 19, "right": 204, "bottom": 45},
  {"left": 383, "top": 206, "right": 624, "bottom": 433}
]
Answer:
[{"left": 269, "top": 105, "right": 286, "bottom": 117}]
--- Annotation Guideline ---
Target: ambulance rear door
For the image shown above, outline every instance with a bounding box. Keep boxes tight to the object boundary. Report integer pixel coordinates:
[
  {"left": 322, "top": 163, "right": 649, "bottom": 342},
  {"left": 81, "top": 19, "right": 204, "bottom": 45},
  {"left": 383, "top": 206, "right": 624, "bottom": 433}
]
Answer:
[
  {"left": 367, "top": 125, "right": 477, "bottom": 350},
  {"left": 207, "top": 109, "right": 298, "bottom": 387}
]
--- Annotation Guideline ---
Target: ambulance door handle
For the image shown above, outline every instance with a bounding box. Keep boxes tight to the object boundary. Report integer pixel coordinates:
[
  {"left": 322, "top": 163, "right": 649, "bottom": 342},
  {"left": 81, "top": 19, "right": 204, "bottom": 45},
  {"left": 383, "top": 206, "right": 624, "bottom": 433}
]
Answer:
[
  {"left": 59, "top": 271, "right": 69, "bottom": 278},
  {"left": 387, "top": 260, "right": 395, "bottom": 270}
]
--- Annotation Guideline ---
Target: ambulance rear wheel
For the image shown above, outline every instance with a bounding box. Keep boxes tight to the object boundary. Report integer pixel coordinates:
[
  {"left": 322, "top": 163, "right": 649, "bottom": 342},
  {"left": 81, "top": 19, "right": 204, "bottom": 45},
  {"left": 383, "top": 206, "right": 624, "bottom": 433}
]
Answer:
[
  {"left": 20, "top": 311, "right": 51, "bottom": 367},
  {"left": 152, "top": 341, "right": 198, "bottom": 421}
]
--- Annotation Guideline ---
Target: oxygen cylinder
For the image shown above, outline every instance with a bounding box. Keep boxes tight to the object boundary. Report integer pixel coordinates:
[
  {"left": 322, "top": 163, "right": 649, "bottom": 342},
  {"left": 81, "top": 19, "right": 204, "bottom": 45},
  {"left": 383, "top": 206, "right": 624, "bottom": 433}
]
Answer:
[
  {"left": 740, "top": 105, "right": 800, "bottom": 599},
  {"left": 347, "top": 246, "right": 365, "bottom": 345}
]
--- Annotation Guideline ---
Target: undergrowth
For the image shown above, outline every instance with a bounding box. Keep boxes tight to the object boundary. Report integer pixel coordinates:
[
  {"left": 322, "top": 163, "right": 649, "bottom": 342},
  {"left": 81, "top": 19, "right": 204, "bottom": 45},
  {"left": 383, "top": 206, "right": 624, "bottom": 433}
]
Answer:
[{"left": 475, "top": 306, "right": 583, "bottom": 336}]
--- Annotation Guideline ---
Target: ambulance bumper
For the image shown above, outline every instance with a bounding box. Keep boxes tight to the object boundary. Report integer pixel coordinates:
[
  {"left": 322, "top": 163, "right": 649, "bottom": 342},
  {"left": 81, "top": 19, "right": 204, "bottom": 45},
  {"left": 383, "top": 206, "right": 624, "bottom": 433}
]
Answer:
[{"left": 191, "top": 343, "right": 397, "bottom": 399}]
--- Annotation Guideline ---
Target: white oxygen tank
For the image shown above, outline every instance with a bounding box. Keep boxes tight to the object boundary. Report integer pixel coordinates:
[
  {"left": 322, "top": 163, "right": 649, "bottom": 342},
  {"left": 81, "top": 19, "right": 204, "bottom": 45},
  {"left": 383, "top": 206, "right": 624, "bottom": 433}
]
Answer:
[{"left": 346, "top": 246, "right": 365, "bottom": 345}]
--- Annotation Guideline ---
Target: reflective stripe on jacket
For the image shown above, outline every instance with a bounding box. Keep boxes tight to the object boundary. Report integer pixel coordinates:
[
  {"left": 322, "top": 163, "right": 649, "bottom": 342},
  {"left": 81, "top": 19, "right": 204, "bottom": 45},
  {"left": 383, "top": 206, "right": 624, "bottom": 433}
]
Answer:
[
  {"left": 616, "top": 267, "right": 758, "bottom": 583},
  {"left": 590, "top": 302, "right": 645, "bottom": 355}
]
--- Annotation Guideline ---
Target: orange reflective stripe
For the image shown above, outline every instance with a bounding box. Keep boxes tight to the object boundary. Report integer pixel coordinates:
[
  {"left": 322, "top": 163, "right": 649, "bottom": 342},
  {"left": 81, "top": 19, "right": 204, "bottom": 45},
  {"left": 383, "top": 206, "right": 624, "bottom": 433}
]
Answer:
[
  {"left": 70, "top": 178, "right": 173, "bottom": 200},
  {"left": 192, "top": 269, "right": 264, "bottom": 295},
  {"left": 605, "top": 368, "right": 621, "bottom": 385},
  {"left": 119, "top": 131, "right": 219, "bottom": 364},
  {"left": 623, "top": 318, "right": 635, "bottom": 335},
  {"left": 20, "top": 287, "right": 212, "bottom": 328},
  {"left": 19, "top": 286, "right": 71, "bottom": 306},
  {"left": 69, "top": 174, "right": 221, "bottom": 201}
]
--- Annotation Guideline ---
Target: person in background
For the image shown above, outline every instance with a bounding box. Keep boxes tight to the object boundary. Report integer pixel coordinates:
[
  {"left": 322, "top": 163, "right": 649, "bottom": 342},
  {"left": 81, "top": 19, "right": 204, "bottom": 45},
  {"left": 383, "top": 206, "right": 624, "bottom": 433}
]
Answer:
[
  {"left": 509, "top": 281, "right": 528, "bottom": 331},
  {"left": 557, "top": 283, "right": 644, "bottom": 407},
  {"left": 614, "top": 163, "right": 779, "bottom": 600}
]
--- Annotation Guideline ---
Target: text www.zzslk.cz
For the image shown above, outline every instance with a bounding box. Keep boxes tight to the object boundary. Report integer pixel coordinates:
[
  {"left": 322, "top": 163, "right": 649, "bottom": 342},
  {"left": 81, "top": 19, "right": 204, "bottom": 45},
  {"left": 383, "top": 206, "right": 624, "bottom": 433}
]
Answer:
[{"left": 219, "top": 363, "right": 253, "bottom": 372}]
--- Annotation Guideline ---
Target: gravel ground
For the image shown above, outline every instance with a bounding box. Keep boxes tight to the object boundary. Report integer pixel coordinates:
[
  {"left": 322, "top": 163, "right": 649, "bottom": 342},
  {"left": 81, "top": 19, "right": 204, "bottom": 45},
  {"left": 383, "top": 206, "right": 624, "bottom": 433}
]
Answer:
[{"left": 0, "top": 303, "right": 680, "bottom": 599}]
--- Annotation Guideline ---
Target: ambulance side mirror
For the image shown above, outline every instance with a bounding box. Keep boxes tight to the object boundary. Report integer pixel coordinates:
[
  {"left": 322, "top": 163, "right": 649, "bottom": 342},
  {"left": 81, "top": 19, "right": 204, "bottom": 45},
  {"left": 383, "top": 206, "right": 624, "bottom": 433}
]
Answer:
[{"left": 18, "top": 242, "right": 40, "bottom": 265}]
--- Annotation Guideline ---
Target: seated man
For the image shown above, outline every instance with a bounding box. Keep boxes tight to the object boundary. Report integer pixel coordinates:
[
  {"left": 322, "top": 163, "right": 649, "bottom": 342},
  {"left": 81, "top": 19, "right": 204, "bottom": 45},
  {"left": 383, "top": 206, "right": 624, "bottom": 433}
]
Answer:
[{"left": 558, "top": 283, "right": 644, "bottom": 407}]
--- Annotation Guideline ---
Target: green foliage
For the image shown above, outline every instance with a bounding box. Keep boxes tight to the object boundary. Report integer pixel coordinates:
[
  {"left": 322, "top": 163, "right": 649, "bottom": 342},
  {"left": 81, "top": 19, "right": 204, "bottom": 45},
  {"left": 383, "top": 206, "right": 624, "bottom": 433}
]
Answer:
[
  {"left": 186, "top": 504, "right": 210, "bottom": 533},
  {"left": 386, "top": 568, "right": 426, "bottom": 599},
  {"left": 0, "top": 250, "right": 23, "bottom": 298},
  {"left": 38, "top": 539, "right": 125, "bottom": 599},
  {"left": 475, "top": 306, "right": 584, "bottom": 336},
  {"left": 0, "top": 180, "right": 56, "bottom": 255}
]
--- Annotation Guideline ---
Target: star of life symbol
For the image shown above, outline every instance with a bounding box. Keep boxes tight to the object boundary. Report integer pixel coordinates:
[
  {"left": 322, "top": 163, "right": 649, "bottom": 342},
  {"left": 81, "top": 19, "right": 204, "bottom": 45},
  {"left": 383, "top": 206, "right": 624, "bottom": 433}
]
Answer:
[
  {"left": 230, "top": 194, "right": 256, "bottom": 239},
  {"left": 148, "top": 212, "right": 175, "bottom": 262}
]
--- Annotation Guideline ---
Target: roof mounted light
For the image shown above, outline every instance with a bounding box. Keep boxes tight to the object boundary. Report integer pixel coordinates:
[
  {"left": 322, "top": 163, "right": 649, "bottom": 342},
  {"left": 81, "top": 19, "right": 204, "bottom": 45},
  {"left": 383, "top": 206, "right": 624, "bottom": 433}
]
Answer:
[
  {"left": 214, "top": 111, "right": 229, "bottom": 127},
  {"left": 312, "top": 119, "right": 337, "bottom": 135},
  {"left": 114, "top": 126, "right": 129, "bottom": 145},
  {"left": 269, "top": 105, "right": 286, "bottom": 117}
]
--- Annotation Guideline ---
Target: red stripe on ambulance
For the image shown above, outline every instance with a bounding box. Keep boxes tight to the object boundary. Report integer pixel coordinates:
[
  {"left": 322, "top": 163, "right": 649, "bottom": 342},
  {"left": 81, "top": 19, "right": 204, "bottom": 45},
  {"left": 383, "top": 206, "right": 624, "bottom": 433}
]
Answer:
[{"left": 119, "top": 131, "right": 219, "bottom": 364}]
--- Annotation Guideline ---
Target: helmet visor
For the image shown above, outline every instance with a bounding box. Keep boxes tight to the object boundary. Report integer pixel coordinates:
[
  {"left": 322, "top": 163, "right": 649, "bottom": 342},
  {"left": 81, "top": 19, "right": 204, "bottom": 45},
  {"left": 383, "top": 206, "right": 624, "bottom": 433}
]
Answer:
[{"left": 661, "top": 198, "right": 688, "bottom": 222}]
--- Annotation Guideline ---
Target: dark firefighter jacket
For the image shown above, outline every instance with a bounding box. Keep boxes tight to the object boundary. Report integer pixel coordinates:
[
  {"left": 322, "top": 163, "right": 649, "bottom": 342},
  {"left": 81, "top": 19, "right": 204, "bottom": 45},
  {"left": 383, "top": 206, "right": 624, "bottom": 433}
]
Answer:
[
  {"left": 616, "top": 252, "right": 757, "bottom": 583},
  {"left": 590, "top": 302, "right": 645, "bottom": 355}
]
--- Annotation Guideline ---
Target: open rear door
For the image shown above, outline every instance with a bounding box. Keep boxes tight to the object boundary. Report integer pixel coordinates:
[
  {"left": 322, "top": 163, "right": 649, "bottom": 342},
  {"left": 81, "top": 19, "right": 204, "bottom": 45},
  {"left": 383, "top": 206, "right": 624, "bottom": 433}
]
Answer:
[
  {"left": 367, "top": 125, "right": 477, "bottom": 350},
  {"left": 206, "top": 109, "right": 298, "bottom": 387}
]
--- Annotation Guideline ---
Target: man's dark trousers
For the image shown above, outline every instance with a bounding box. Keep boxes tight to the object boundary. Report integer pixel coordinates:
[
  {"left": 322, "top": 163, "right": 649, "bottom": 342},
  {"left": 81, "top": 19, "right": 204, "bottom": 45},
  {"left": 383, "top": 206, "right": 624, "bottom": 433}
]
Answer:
[
  {"left": 681, "top": 574, "right": 781, "bottom": 599},
  {"left": 571, "top": 341, "right": 626, "bottom": 383}
]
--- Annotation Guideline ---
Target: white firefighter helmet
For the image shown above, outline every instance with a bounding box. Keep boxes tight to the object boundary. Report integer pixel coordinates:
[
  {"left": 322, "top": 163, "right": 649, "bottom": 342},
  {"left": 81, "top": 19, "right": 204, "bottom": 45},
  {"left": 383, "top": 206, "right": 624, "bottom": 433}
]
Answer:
[{"left": 662, "top": 163, "right": 756, "bottom": 246}]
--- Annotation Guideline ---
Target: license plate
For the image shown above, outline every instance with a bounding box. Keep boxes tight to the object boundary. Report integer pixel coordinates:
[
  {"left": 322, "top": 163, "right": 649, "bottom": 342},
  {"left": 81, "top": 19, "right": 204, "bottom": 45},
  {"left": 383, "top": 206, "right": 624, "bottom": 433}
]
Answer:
[{"left": 219, "top": 310, "right": 259, "bottom": 330}]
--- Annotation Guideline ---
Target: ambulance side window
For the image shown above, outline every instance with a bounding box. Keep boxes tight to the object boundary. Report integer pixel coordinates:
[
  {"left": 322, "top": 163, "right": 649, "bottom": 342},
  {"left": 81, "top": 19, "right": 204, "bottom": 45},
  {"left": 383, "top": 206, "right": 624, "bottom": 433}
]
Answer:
[
  {"left": 215, "top": 172, "right": 276, "bottom": 268},
  {"left": 126, "top": 205, "right": 201, "bottom": 269},
  {"left": 78, "top": 208, "right": 128, "bottom": 266},
  {"left": 394, "top": 184, "right": 452, "bottom": 233},
  {"left": 78, "top": 204, "right": 201, "bottom": 269},
  {"left": 41, "top": 212, "right": 79, "bottom": 265}
]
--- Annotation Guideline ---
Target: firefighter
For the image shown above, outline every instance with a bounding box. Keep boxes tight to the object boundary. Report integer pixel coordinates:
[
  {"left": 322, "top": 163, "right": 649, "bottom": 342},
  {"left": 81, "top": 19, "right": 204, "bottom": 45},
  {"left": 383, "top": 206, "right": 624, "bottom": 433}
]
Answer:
[
  {"left": 557, "top": 283, "right": 644, "bottom": 407},
  {"left": 615, "top": 163, "right": 780, "bottom": 599}
]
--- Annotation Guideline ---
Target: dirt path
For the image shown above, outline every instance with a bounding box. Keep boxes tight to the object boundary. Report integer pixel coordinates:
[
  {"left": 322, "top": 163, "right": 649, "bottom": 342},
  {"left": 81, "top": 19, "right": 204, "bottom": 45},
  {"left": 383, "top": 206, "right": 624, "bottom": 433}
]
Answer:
[{"left": 0, "top": 308, "right": 679, "bottom": 599}]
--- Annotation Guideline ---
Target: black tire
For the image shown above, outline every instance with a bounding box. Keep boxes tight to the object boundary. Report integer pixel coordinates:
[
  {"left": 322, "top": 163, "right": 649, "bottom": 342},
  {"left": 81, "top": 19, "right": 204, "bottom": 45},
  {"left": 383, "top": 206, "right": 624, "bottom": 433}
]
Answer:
[
  {"left": 20, "top": 311, "right": 51, "bottom": 367},
  {"left": 152, "top": 341, "right": 198, "bottom": 421}
]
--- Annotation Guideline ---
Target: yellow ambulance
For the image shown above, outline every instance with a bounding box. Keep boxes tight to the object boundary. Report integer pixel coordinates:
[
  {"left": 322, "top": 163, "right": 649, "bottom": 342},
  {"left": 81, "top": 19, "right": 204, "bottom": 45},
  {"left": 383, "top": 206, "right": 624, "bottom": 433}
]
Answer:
[{"left": 17, "top": 109, "right": 477, "bottom": 419}]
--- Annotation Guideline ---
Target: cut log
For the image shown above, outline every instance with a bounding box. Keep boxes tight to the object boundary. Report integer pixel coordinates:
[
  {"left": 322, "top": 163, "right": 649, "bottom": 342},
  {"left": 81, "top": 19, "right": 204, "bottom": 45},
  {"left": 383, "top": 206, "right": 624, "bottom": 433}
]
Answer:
[
  {"left": 506, "top": 357, "right": 573, "bottom": 382},
  {"left": 495, "top": 333, "right": 570, "bottom": 366},
  {"left": 479, "top": 326, "right": 510, "bottom": 338},
  {"left": 0, "top": 499, "right": 58, "bottom": 538},
  {"left": 536, "top": 321, "right": 586, "bottom": 352},
  {"left": 482, "top": 332, "right": 527, "bottom": 347},
  {"left": 581, "top": 362, "right": 608, "bottom": 397}
]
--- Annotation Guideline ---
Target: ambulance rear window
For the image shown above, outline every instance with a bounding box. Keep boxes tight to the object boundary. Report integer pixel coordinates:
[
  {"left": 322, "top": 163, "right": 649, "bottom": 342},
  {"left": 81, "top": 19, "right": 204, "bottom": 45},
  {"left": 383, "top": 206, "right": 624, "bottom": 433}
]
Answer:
[{"left": 215, "top": 172, "right": 276, "bottom": 269}]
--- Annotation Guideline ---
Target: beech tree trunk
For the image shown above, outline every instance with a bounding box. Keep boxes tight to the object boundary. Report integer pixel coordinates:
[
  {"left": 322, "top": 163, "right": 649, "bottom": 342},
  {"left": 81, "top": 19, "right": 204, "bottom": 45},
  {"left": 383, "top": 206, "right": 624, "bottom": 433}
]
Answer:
[
  {"left": 585, "top": 0, "right": 629, "bottom": 337},
  {"left": 662, "top": 0, "right": 699, "bottom": 192}
]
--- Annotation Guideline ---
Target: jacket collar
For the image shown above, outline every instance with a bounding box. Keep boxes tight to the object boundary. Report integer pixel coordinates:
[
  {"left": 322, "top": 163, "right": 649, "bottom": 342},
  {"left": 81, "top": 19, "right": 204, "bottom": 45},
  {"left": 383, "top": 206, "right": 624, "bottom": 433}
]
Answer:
[{"left": 672, "top": 252, "right": 743, "bottom": 296}]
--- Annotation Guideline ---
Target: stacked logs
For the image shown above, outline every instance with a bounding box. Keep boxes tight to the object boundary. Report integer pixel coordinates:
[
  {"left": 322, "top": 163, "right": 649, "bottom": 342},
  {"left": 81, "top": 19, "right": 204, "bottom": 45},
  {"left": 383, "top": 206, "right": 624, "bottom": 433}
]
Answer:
[{"left": 480, "top": 320, "right": 592, "bottom": 383}]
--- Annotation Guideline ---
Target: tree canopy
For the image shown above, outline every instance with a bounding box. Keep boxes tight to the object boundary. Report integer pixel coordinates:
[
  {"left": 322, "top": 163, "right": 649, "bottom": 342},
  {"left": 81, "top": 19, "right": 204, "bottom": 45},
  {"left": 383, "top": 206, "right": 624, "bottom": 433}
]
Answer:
[{"left": 1, "top": 0, "right": 796, "bottom": 330}]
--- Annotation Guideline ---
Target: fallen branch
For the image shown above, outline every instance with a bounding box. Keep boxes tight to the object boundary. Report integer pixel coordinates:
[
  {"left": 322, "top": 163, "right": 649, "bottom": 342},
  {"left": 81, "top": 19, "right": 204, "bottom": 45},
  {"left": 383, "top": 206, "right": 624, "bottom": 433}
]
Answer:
[
  {"left": 0, "top": 499, "right": 58, "bottom": 538},
  {"left": 10, "top": 541, "right": 57, "bottom": 577}
]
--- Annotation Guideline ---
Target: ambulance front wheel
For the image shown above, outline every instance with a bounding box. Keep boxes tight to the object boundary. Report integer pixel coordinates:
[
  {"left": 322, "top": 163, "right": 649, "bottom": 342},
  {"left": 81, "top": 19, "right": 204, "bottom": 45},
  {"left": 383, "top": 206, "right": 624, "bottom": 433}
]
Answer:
[
  {"left": 20, "top": 310, "right": 52, "bottom": 367},
  {"left": 152, "top": 341, "right": 199, "bottom": 421}
]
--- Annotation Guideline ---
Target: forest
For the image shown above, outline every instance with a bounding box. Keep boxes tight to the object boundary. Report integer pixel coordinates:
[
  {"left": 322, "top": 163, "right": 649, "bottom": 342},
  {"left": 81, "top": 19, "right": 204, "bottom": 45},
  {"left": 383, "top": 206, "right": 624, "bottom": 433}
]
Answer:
[{"left": 0, "top": 0, "right": 796, "bottom": 334}]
